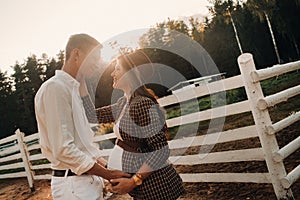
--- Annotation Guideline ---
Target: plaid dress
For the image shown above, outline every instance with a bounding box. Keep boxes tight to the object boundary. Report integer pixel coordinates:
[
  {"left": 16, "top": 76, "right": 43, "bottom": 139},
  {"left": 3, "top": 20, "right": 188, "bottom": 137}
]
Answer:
[{"left": 83, "top": 95, "right": 185, "bottom": 200}]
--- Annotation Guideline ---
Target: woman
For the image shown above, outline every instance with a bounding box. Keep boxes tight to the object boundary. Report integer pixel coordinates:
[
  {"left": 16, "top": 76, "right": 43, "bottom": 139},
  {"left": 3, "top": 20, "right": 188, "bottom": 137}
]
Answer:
[{"left": 81, "top": 50, "right": 185, "bottom": 200}]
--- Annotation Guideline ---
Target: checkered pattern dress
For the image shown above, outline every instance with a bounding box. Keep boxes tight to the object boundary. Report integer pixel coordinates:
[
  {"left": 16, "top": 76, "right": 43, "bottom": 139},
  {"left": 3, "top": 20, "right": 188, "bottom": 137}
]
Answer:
[{"left": 83, "top": 95, "right": 185, "bottom": 200}]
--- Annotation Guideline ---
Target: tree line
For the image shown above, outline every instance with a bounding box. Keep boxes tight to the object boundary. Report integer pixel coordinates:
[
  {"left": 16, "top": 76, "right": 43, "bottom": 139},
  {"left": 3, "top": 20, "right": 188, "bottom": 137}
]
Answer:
[{"left": 0, "top": 0, "right": 299, "bottom": 139}]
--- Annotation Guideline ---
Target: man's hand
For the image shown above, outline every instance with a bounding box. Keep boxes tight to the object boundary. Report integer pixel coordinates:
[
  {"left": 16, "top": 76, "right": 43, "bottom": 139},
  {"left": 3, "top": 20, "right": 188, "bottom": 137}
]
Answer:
[
  {"left": 110, "top": 177, "right": 136, "bottom": 195},
  {"left": 86, "top": 163, "right": 130, "bottom": 180},
  {"left": 109, "top": 170, "right": 131, "bottom": 179}
]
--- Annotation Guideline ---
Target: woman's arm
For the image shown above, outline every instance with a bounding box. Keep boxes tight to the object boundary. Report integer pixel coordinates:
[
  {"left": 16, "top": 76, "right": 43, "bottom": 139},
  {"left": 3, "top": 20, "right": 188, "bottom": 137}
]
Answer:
[
  {"left": 79, "top": 79, "right": 117, "bottom": 124},
  {"left": 82, "top": 95, "right": 117, "bottom": 124}
]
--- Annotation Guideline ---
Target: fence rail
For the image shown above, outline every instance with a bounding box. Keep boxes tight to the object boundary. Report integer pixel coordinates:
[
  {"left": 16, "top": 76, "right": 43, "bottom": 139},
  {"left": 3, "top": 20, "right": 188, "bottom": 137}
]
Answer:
[
  {"left": 250, "top": 60, "right": 300, "bottom": 82},
  {"left": 0, "top": 53, "right": 299, "bottom": 199},
  {"left": 158, "top": 74, "right": 243, "bottom": 107},
  {"left": 180, "top": 173, "right": 271, "bottom": 183}
]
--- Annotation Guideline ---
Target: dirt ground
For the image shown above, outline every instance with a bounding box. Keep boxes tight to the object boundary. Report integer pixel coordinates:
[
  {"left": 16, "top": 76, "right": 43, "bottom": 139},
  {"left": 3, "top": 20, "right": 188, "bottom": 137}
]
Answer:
[
  {"left": 0, "top": 127, "right": 299, "bottom": 200},
  {"left": 0, "top": 177, "right": 299, "bottom": 200},
  {"left": 0, "top": 99, "right": 299, "bottom": 200}
]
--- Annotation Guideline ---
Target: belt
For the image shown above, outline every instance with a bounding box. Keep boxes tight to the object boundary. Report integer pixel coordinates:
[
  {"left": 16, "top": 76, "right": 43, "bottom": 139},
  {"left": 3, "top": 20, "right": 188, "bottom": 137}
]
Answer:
[
  {"left": 116, "top": 139, "right": 144, "bottom": 153},
  {"left": 52, "top": 169, "right": 76, "bottom": 177}
]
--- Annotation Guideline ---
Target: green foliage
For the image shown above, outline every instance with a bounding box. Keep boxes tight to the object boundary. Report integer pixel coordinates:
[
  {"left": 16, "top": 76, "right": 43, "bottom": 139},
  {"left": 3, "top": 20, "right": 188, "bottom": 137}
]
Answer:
[
  {"left": 0, "top": 167, "right": 25, "bottom": 175},
  {"left": 0, "top": 53, "right": 63, "bottom": 139},
  {"left": 31, "top": 159, "right": 50, "bottom": 166},
  {"left": 0, "top": 0, "right": 299, "bottom": 139},
  {"left": 261, "top": 71, "right": 300, "bottom": 96},
  {"left": 165, "top": 88, "right": 246, "bottom": 120},
  {"left": 165, "top": 69, "right": 299, "bottom": 129},
  {"left": 0, "top": 72, "right": 16, "bottom": 138},
  {"left": 166, "top": 71, "right": 299, "bottom": 140},
  {"left": 139, "top": 0, "right": 300, "bottom": 76}
]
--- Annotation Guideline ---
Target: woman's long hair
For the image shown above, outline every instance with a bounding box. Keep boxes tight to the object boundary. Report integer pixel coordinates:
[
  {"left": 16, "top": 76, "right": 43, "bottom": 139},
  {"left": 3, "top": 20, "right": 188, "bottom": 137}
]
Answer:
[
  {"left": 117, "top": 49, "right": 169, "bottom": 137},
  {"left": 117, "top": 49, "right": 157, "bottom": 103}
]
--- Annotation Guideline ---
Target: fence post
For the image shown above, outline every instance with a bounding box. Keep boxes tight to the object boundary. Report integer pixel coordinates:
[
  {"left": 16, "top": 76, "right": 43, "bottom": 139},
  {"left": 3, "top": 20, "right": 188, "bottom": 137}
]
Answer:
[
  {"left": 16, "top": 129, "right": 34, "bottom": 191},
  {"left": 238, "top": 53, "right": 294, "bottom": 200}
]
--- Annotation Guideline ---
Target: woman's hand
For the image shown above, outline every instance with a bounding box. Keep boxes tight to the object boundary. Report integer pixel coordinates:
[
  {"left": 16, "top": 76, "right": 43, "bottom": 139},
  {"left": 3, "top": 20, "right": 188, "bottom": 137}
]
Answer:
[{"left": 110, "top": 177, "right": 137, "bottom": 195}]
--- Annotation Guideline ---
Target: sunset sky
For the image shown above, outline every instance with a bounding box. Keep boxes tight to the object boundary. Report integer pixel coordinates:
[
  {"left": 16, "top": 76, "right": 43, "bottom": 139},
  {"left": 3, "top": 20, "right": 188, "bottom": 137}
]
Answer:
[{"left": 0, "top": 0, "right": 210, "bottom": 74}]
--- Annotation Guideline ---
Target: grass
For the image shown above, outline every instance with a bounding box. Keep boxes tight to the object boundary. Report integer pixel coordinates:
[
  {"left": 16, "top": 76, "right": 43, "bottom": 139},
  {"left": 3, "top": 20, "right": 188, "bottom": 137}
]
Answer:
[
  {"left": 94, "top": 71, "right": 299, "bottom": 140},
  {"left": 0, "top": 167, "right": 25, "bottom": 175},
  {"left": 166, "top": 71, "right": 299, "bottom": 140},
  {"left": 261, "top": 71, "right": 300, "bottom": 96}
]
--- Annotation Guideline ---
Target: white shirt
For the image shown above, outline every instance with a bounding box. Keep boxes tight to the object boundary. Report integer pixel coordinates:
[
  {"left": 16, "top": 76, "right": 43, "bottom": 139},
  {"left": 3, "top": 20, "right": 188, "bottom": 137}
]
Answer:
[{"left": 34, "top": 70, "right": 101, "bottom": 175}]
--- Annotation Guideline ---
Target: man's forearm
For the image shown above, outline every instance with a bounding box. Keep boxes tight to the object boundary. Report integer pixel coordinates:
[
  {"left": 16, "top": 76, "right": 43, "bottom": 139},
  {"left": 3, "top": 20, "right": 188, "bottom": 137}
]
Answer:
[
  {"left": 86, "top": 163, "right": 130, "bottom": 180},
  {"left": 86, "top": 163, "right": 112, "bottom": 180}
]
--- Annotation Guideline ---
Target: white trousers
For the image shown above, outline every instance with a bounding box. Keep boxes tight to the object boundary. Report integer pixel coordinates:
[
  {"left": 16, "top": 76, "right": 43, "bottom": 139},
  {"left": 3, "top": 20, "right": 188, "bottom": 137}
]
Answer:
[{"left": 51, "top": 174, "right": 104, "bottom": 200}]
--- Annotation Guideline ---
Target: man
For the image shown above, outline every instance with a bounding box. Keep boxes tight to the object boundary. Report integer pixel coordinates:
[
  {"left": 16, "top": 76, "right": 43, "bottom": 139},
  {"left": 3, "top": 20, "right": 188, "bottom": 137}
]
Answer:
[{"left": 34, "top": 33, "right": 129, "bottom": 200}]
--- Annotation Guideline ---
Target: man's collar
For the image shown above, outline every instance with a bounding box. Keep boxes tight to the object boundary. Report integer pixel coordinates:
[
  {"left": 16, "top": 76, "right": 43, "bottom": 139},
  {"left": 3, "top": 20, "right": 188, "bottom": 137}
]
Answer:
[{"left": 55, "top": 70, "right": 80, "bottom": 87}]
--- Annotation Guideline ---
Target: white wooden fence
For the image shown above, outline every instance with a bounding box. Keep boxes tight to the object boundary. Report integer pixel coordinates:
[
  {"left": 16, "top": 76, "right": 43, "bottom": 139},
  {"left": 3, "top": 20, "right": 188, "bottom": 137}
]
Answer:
[{"left": 0, "top": 53, "right": 299, "bottom": 199}]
